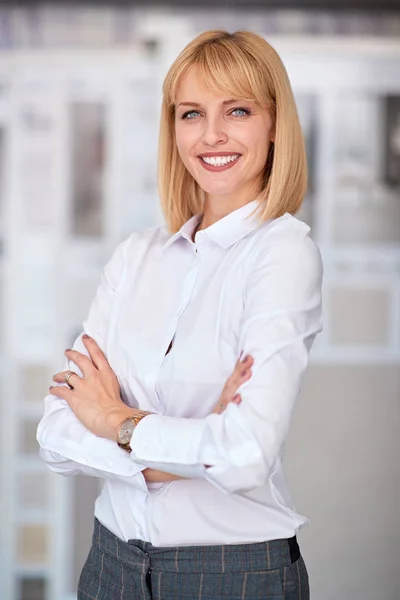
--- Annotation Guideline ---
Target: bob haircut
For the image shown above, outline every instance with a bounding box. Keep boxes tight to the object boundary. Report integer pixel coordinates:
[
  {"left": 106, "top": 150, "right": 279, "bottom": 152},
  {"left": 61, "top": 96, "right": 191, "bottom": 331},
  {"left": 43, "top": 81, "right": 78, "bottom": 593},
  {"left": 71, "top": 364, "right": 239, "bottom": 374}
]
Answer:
[{"left": 158, "top": 29, "right": 307, "bottom": 233}]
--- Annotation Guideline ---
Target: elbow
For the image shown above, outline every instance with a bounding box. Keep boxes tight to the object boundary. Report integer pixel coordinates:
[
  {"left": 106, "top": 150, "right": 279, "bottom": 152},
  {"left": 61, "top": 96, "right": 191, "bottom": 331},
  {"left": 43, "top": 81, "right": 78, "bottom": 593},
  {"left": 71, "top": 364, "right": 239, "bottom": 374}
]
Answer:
[
  {"left": 36, "top": 418, "right": 53, "bottom": 452},
  {"left": 37, "top": 419, "right": 80, "bottom": 477},
  {"left": 38, "top": 448, "right": 81, "bottom": 477},
  {"left": 203, "top": 411, "right": 279, "bottom": 494},
  {"left": 230, "top": 461, "right": 271, "bottom": 494},
  {"left": 206, "top": 455, "right": 271, "bottom": 495}
]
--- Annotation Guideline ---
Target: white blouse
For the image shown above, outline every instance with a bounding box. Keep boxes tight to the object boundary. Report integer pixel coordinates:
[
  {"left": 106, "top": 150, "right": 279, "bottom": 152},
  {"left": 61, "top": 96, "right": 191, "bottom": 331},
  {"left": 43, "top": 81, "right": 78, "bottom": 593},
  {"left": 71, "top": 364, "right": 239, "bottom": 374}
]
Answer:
[{"left": 37, "top": 200, "right": 323, "bottom": 546}]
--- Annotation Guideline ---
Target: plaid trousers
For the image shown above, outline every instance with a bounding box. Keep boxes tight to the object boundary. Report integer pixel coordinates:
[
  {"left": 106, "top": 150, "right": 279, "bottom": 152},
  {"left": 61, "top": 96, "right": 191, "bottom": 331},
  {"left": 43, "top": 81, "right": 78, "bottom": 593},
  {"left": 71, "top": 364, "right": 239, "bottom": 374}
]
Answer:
[{"left": 77, "top": 518, "right": 310, "bottom": 600}]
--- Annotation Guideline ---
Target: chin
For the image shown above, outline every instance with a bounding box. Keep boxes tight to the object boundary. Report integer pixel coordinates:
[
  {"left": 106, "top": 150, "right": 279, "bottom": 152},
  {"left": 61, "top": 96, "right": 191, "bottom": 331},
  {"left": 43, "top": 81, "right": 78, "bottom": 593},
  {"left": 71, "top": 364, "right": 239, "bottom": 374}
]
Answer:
[
  {"left": 198, "top": 185, "right": 234, "bottom": 197},
  {"left": 202, "top": 183, "right": 242, "bottom": 196},
  {"left": 195, "top": 175, "right": 240, "bottom": 194}
]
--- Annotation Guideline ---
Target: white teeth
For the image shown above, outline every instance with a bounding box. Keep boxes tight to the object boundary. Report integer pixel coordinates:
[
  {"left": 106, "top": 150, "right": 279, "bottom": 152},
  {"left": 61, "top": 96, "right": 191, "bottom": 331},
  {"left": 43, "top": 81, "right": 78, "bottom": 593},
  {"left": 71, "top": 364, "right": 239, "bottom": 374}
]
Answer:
[{"left": 201, "top": 154, "right": 239, "bottom": 166}]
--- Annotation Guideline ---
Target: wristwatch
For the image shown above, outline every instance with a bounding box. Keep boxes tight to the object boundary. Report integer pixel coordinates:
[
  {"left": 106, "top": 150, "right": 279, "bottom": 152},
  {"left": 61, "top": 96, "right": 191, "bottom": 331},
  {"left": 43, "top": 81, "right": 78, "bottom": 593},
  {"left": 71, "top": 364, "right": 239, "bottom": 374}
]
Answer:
[{"left": 117, "top": 411, "right": 152, "bottom": 453}]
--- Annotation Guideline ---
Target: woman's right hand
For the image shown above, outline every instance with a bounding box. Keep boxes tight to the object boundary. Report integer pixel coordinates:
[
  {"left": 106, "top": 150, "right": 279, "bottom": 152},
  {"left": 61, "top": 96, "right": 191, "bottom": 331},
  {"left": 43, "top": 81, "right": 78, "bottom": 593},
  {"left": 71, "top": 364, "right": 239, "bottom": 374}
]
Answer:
[{"left": 212, "top": 354, "right": 254, "bottom": 414}]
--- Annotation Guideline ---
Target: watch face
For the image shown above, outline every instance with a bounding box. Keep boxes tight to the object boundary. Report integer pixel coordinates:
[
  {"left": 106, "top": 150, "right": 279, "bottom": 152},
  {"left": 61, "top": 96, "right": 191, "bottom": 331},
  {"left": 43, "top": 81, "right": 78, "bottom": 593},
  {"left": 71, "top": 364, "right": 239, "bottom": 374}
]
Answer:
[{"left": 118, "top": 419, "right": 134, "bottom": 444}]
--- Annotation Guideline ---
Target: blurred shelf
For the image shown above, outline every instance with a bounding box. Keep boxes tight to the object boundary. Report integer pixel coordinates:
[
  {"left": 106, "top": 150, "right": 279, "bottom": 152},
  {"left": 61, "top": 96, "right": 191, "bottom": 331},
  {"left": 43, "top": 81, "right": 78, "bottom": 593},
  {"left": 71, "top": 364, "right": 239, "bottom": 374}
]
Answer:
[
  {"left": 16, "top": 456, "right": 48, "bottom": 473},
  {"left": 17, "top": 509, "right": 52, "bottom": 525},
  {"left": 311, "top": 347, "right": 400, "bottom": 364},
  {"left": 14, "top": 565, "right": 50, "bottom": 578}
]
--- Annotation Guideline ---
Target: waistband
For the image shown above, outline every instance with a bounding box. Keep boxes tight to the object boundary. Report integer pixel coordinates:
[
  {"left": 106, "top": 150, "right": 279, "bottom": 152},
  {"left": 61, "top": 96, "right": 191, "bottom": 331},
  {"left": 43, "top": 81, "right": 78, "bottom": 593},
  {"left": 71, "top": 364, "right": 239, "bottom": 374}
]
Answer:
[{"left": 93, "top": 518, "right": 300, "bottom": 573}]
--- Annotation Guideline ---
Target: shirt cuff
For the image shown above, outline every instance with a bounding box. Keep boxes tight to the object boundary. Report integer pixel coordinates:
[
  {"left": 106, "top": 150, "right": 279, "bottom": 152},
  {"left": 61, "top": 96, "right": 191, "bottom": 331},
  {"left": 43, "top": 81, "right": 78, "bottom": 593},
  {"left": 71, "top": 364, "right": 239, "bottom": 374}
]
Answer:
[
  {"left": 130, "top": 413, "right": 211, "bottom": 469},
  {"left": 38, "top": 421, "right": 146, "bottom": 479}
]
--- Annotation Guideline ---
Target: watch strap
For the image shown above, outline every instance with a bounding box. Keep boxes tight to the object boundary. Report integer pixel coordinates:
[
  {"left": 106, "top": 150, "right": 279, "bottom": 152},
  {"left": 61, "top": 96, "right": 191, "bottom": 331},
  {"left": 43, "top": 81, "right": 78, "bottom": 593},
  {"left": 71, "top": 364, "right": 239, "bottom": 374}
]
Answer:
[{"left": 117, "top": 412, "right": 151, "bottom": 453}]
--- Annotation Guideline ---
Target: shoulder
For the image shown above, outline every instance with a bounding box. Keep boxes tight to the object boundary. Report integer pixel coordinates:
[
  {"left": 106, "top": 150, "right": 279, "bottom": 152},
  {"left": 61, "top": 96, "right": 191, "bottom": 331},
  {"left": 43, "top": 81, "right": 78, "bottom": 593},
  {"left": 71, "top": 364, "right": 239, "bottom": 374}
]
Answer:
[
  {"left": 257, "top": 212, "right": 311, "bottom": 244},
  {"left": 119, "top": 224, "right": 170, "bottom": 259},
  {"left": 260, "top": 212, "right": 319, "bottom": 253},
  {"left": 103, "top": 225, "right": 167, "bottom": 281},
  {"left": 248, "top": 213, "right": 323, "bottom": 280}
]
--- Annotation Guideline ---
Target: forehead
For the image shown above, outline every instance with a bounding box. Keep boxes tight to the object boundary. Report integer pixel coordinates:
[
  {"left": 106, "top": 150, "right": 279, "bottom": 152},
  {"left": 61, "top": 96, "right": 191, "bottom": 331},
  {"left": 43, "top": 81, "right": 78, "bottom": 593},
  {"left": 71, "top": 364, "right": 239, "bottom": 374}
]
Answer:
[{"left": 175, "top": 65, "right": 252, "bottom": 104}]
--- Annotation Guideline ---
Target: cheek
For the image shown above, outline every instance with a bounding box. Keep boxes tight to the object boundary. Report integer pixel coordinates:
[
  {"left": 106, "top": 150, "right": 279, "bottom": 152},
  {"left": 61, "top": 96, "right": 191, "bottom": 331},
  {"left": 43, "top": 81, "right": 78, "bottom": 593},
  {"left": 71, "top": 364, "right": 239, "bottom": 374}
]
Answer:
[
  {"left": 252, "top": 130, "right": 272, "bottom": 164},
  {"left": 175, "top": 129, "right": 202, "bottom": 177},
  {"left": 175, "top": 124, "right": 196, "bottom": 155},
  {"left": 236, "top": 124, "right": 270, "bottom": 159}
]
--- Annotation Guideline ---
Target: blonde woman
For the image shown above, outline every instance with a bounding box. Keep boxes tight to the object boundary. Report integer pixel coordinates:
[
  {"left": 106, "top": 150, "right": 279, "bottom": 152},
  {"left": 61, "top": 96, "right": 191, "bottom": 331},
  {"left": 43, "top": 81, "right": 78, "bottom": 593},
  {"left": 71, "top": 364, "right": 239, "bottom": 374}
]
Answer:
[{"left": 38, "top": 30, "right": 323, "bottom": 600}]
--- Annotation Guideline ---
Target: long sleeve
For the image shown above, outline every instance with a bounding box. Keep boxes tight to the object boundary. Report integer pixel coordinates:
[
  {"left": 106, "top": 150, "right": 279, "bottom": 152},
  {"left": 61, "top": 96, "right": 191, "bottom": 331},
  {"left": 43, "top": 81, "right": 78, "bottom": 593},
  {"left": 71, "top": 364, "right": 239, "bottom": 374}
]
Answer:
[
  {"left": 36, "top": 234, "right": 148, "bottom": 492},
  {"left": 129, "top": 234, "right": 323, "bottom": 494}
]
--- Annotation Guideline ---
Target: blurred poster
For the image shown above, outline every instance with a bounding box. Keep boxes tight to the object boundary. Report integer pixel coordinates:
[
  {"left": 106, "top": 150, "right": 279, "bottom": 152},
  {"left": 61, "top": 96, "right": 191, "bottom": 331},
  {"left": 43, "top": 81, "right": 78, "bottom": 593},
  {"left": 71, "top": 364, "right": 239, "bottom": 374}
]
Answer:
[
  {"left": 13, "top": 260, "right": 56, "bottom": 360},
  {"left": 295, "top": 94, "right": 317, "bottom": 228},
  {"left": 70, "top": 102, "right": 106, "bottom": 237},
  {"left": 17, "top": 99, "right": 59, "bottom": 230},
  {"left": 383, "top": 96, "right": 400, "bottom": 187},
  {"left": 118, "top": 78, "right": 159, "bottom": 233},
  {"left": 333, "top": 94, "right": 400, "bottom": 244},
  {"left": 335, "top": 94, "right": 374, "bottom": 186},
  {"left": 296, "top": 94, "right": 317, "bottom": 197}
]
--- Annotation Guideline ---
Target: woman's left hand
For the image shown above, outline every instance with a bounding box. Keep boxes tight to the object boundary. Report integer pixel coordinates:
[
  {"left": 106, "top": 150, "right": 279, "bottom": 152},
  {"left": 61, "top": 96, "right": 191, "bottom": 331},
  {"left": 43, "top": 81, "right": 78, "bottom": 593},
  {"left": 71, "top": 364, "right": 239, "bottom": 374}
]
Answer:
[{"left": 49, "top": 334, "right": 136, "bottom": 442}]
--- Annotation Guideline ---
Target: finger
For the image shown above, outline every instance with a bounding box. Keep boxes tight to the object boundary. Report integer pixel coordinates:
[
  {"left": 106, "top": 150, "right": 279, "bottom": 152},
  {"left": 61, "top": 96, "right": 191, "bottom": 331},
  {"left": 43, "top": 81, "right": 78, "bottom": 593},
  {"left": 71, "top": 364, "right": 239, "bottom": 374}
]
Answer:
[
  {"left": 230, "top": 356, "right": 252, "bottom": 383},
  {"left": 232, "top": 393, "right": 242, "bottom": 404},
  {"left": 240, "top": 355, "right": 254, "bottom": 369},
  {"left": 230, "top": 362, "right": 253, "bottom": 388},
  {"left": 225, "top": 393, "right": 242, "bottom": 408},
  {"left": 48, "top": 385, "right": 72, "bottom": 401},
  {"left": 239, "top": 369, "right": 252, "bottom": 384},
  {"left": 232, "top": 354, "right": 251, "bottom": 374},
  {"left": 52, "top": 371, "right": 81, "bottom": 388},
  {"left": 64, "top": 349, "right": 94, "bottom": 377},
  {"left": 222, "top": 369, "right": 252, "bottom": 405},
  {"left": 82, "top": 334, "right": 109, "bottom": 370}
]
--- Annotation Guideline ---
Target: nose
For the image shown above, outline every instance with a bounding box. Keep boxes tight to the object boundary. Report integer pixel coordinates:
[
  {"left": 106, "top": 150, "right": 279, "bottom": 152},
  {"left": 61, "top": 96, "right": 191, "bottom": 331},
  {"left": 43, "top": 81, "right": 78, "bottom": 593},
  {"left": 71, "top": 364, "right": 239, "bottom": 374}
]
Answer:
[{"left": 201, "top": 114, "right": 228, "bottom": 146}]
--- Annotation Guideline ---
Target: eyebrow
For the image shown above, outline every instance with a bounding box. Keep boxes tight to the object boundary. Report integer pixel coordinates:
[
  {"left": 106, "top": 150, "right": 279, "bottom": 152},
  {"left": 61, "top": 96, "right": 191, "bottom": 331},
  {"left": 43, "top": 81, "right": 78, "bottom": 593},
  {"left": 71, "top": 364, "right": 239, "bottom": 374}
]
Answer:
[{"left": 177, "top": 99, "right": 242, "bottom": 108}]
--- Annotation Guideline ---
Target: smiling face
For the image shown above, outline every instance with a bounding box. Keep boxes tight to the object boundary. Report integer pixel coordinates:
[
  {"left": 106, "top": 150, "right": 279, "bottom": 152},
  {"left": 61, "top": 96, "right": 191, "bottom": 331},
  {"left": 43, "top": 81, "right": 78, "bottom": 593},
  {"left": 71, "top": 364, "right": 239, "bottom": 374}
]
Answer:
[{"left": 174, "top": 66, "right": 275, "bottom": 210}]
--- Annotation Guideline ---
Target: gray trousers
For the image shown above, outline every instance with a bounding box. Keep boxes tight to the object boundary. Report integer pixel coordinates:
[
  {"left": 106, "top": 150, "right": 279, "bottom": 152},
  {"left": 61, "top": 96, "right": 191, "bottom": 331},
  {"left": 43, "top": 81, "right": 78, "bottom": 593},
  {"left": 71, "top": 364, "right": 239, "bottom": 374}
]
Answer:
[{"left": 77, "top": 518, "right": 310, "bottom": 600}]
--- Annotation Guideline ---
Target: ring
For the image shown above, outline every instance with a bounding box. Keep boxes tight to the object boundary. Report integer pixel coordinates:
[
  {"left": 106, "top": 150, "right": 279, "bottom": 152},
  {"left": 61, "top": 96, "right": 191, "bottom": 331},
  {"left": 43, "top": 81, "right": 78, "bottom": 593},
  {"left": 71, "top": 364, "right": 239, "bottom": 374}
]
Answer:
[{"left": 64, "top": 370, "right": 76, "bottom": 389}]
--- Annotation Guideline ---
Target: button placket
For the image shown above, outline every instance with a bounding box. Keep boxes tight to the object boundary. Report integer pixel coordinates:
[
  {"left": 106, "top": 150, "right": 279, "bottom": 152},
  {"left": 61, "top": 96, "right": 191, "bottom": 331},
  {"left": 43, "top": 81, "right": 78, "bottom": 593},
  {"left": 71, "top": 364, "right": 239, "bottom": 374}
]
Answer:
[{"left": 153, "top": 250, "right": 201, "bottom": 411}]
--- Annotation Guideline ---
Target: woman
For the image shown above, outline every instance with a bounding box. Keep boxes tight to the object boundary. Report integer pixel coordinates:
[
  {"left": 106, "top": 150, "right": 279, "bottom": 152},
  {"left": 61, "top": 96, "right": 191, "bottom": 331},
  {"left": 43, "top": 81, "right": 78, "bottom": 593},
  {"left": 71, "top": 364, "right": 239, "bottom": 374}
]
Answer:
[{"left": 37, "top": 29, "right": 323, "bottom": 600}]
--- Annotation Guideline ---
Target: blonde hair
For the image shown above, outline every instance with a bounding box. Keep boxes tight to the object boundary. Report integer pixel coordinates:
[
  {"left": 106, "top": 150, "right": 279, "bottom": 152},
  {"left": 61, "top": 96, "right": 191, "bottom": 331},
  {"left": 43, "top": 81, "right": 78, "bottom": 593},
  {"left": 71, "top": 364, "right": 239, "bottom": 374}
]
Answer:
[{"left": 158, "top": 30, "right": 307, "bottom": 232}]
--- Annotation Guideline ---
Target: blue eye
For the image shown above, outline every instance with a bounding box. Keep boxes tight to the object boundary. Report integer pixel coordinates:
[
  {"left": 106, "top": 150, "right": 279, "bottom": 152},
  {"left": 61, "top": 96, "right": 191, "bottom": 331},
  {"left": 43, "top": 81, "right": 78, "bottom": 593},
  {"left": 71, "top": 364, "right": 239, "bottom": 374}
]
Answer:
[
  {"left": 181, "top": 110, "right": 200, "bottom": 120},
  {"left": 180, "top": 106, "right": 251, "bottom": 120},
  {"left": 231, "top": 107, "right": 251, "bottom": 117}
]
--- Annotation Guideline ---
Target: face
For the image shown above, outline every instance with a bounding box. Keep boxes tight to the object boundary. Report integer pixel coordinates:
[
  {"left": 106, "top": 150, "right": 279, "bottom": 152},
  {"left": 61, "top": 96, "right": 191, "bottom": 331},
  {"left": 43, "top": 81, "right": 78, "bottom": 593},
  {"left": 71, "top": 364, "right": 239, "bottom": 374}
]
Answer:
[{"left": 174, "top": 66, "right": 274, "bottom": 208}]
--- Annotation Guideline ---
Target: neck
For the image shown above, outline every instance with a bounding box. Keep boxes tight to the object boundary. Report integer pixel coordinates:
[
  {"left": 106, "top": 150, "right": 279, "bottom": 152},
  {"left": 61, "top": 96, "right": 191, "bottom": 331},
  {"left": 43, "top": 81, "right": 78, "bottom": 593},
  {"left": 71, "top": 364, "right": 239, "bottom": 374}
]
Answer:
[{"left": 199, "top": 186, "right": 260, "bottom": 231}]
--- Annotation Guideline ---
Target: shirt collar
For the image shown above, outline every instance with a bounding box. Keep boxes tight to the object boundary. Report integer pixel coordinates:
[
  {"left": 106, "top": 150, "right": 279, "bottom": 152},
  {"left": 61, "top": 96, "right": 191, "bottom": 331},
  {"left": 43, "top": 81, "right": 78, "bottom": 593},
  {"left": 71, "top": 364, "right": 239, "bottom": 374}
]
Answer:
[{"left": 162, "top": 200, "right": 262, "bottom": 251}]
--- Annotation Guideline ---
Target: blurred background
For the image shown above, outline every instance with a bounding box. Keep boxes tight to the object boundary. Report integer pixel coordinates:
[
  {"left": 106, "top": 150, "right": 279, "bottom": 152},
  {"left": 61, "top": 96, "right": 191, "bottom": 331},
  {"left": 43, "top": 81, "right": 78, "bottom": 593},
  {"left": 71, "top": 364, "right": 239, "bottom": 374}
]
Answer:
[{"left": 0, "top": 2, "right": 399, "bottom": 599}]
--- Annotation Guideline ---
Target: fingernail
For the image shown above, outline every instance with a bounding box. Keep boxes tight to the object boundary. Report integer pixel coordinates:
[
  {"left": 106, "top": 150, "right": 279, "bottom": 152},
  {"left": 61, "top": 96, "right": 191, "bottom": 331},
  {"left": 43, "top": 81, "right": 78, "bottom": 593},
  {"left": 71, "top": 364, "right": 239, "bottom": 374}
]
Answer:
[
  {"left": 64, "top": 349, "right": 71, "bottom": 354},
  {"left": 82, "top": 334, "right": 90, "bottom": 340}
]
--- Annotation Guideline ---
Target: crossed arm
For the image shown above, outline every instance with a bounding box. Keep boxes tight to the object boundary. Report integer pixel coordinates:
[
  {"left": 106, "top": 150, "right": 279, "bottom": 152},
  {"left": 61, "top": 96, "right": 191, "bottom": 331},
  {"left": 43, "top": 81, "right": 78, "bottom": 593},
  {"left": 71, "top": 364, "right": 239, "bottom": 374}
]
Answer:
[
  {"left": 48, "top": 336, "right": 253, "bottom": 483},
  {"left": 38, "top": 234, "right": 323, "bottom": 492}
]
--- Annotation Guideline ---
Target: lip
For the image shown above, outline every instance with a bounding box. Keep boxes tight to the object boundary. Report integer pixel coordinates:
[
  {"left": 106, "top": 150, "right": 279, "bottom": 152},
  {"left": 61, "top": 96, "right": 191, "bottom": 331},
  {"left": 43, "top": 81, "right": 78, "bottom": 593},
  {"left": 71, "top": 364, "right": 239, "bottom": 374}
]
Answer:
[
  {"left": 198, "top": 152, "right": 241, "bottom": 158},
  {"left": 198, "top": 154, "right": 241, "bottom": 172}
]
